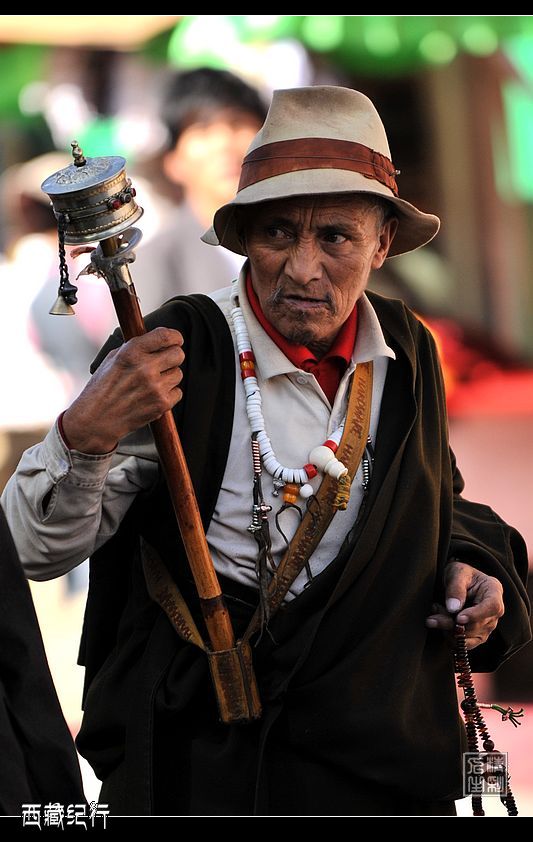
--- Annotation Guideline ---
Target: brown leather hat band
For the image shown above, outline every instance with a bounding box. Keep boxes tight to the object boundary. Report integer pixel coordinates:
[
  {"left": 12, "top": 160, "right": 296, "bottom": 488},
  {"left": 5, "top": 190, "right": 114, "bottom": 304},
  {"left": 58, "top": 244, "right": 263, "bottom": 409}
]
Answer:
[{"left": 238, "top": 138, "right": 399, "bottom": 196}]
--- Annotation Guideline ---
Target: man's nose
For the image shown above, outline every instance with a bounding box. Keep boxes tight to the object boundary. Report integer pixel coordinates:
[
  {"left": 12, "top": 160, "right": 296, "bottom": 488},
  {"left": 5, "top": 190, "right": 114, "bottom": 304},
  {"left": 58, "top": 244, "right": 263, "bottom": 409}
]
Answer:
[{"left": 284, "top": 238, "right": 322, "bottom": 285}]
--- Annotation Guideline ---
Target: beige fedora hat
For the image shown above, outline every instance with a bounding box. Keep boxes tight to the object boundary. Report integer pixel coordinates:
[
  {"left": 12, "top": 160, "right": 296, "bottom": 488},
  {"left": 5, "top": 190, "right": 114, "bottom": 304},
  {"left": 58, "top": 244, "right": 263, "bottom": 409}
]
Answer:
[{"left": 201, "top": 85, "right": 439, "bottom": 257}]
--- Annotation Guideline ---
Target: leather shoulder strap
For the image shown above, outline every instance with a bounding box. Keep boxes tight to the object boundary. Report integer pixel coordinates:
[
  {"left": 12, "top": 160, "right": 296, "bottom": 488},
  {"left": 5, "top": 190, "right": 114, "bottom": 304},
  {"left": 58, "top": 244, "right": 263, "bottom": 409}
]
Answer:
[{"left": 244, "top": 360, "right": 373, "bottom": 640}]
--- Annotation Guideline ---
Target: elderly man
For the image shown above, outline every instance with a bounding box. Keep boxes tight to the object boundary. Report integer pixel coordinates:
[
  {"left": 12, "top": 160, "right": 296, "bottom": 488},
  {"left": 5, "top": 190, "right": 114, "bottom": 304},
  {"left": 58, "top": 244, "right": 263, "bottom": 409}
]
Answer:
[{"left": 2, "top": 86, "right": 530, "bottom": 817}]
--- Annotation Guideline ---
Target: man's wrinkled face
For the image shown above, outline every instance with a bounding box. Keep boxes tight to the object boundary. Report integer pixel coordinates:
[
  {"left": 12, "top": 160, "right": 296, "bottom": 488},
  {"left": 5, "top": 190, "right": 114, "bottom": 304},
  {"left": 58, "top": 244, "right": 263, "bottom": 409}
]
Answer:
[{"left": 242, "top": 195, "right": 397, "bottom": 355}]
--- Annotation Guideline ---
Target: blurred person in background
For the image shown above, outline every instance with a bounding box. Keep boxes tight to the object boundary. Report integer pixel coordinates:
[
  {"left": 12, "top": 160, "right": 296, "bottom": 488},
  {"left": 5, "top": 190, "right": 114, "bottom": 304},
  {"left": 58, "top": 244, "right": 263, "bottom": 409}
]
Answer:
[
  {"left": 0, "top": 504, "right": 84, "bottom": 814},
  {"left": 132, "top": 67, "right": 266, "bottom": 313},
  {"left": 0, "top": 153, "right": 73, "bottom": 437}
]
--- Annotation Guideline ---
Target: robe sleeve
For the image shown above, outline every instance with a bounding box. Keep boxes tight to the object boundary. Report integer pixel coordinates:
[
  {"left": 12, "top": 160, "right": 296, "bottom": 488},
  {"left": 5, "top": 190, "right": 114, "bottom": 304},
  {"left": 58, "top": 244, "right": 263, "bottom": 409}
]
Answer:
[
  {"left": 448, "top": 451, "right": 531, "bottom": 671},
  {"left": 416, "top": 315, "right": 531, "bottom": 672}
]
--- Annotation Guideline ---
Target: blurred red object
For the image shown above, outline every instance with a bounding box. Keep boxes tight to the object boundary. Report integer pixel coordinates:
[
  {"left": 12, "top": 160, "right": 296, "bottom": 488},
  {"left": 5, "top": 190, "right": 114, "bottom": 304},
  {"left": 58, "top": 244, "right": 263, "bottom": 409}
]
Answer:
[{"left": 419, "top": 316, "right": 533, "bottom": 417}]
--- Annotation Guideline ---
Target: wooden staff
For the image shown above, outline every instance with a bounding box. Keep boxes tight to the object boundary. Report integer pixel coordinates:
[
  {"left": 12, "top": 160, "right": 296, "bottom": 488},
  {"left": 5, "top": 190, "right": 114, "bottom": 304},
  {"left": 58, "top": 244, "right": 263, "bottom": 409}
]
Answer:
[{"left": 100, "top": 237, "right": 236, "bottom": 652}]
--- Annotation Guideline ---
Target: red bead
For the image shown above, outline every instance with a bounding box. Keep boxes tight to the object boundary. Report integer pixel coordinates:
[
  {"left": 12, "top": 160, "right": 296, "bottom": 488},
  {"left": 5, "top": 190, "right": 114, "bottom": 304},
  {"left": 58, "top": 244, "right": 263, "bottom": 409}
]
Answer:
[
  {"left": 241, "top": 369, "right": 256, "bottom": 380},
  {"left": 304, "top": 463, "right": 318, "bottom": 479},
  {"left": 323, "top": 439, "right": 338, "bottom": 453},
  {"left": 130, "top": 187, "right": 137, "bottom": 197},
  {"left": 111, "top": 198, "right": 122, "bottom": 210},
  {"left": 239, "top": 350, "right": 255, "bottom": 362}
]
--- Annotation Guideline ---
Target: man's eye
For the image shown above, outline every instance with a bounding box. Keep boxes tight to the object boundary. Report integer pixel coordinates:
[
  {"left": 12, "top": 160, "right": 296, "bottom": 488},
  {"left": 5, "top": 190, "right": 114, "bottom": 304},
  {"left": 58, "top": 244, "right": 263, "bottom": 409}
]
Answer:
[
  {"left": 266, "top": 226, "right": 290, "bottom": 239},
  {"left": 323, "top": 231, "right": 347, "bottom": 244}
]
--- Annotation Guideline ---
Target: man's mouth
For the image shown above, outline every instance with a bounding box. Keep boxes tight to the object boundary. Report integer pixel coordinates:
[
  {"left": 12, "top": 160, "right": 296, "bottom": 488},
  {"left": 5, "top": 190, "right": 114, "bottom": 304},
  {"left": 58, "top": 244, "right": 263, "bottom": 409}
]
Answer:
[{"left": 282, "top": 294, "right": 329, "bottom": 311}]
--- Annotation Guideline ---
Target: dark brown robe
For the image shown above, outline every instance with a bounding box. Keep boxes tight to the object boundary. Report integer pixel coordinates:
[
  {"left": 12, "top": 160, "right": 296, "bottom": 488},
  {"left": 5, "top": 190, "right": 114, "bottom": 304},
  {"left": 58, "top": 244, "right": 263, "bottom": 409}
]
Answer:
[{"left": 76, "top": 292, "right": 530, "bottom": 816}]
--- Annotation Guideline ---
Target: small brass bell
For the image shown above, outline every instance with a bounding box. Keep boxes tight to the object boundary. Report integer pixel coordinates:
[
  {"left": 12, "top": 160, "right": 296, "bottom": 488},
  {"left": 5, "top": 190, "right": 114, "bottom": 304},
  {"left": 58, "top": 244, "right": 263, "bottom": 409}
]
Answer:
[
  {"left": 49, "top": 279, "right": 78, "bottom": 316},
  {"left": 49, "top": 295, "right": 76, "bottom": 316}
]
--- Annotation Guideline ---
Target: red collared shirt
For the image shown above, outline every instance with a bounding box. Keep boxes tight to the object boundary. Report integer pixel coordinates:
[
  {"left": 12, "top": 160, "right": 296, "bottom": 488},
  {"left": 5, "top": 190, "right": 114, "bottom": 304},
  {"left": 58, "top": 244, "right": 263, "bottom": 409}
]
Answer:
[{"left": 246, "top": 273, "right": 357, "bottom": 405}]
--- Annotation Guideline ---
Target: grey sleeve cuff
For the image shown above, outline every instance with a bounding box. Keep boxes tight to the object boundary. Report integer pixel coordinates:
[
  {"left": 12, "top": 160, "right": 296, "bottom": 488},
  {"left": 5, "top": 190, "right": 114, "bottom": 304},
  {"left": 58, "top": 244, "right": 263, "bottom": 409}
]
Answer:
[{"left": 44, "top": 420, "right": 116, "bottom": 488}]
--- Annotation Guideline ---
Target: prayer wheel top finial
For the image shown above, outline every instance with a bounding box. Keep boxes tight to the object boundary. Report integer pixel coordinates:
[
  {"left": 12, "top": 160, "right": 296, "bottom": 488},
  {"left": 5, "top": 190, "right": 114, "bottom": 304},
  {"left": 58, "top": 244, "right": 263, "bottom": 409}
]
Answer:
[{"left": 71, "top": 140, "right": 87, "bottom": 168}]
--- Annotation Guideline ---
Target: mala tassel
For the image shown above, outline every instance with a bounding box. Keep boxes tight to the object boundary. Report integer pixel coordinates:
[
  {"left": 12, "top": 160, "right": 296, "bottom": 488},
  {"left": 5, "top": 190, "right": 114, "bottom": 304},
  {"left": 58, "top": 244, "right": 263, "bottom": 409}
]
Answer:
[
  {"left": 478, "top": 704, "right": 524, "bottom": 728},
  {"left": 333, "top": 473, "right": 352, "bottom": 510}
]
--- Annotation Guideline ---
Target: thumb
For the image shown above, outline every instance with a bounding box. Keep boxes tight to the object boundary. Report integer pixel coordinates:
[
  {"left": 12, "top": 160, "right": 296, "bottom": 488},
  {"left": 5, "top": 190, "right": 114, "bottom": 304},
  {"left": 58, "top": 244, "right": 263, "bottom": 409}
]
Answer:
[{"left": 444, "top": 561, "right": 470, "bottom": 615}]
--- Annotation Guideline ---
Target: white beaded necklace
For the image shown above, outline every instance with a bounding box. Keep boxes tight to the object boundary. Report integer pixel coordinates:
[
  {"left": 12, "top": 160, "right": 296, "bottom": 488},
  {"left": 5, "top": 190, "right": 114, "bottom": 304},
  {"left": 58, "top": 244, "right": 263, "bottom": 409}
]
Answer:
[{"left": 230, "top": 281, "right": 349, "bottom": 502}]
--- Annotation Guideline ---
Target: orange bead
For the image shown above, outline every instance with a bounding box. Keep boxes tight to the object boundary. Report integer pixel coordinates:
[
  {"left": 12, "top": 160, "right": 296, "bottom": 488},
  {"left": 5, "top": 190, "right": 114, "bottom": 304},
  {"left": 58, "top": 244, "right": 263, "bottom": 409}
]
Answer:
[{"left": 283, "top": 482, "right": 300, "bottom": 504}]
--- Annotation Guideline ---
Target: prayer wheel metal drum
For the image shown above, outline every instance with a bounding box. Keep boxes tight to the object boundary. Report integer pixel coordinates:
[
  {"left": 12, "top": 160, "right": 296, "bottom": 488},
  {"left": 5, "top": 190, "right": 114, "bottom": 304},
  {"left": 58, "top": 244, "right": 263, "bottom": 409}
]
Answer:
[{"left": 41, "top": 142, "right": 143, "bottom": 244}]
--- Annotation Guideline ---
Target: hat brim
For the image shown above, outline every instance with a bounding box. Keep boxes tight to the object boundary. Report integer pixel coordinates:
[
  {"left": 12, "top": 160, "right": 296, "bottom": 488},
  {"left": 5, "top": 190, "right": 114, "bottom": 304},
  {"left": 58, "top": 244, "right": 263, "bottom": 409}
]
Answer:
[{"left": 201, "top": 168, "right": 440, "bottom": 258}]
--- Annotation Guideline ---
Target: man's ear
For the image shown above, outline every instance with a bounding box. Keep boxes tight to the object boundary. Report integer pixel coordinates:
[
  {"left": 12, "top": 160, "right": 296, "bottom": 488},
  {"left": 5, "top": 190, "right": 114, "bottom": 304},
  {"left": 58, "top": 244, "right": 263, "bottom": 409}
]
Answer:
[{"left": 372, "top": 216, "right": 399, "bottom": 270}]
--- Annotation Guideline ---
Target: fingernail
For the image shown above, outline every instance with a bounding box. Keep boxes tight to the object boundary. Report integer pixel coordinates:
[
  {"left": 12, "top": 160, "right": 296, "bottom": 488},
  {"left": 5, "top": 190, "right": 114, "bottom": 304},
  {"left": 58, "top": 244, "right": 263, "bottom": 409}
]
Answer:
[
  {"left": 446, "top": 598, "right": 462, "bottom": 613},
  {"left": 426, "top": 618, "right": 438, "bottom": 627},
  {"left": 457, "top": 613, "right": 469, "bottom": 624}
]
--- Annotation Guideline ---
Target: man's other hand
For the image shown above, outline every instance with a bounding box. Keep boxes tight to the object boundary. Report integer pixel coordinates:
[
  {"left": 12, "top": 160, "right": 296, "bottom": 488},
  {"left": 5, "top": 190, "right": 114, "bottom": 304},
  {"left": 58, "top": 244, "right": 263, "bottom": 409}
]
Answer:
[{"left": 425, "top": 560, "right": 504, "bottom": 649}]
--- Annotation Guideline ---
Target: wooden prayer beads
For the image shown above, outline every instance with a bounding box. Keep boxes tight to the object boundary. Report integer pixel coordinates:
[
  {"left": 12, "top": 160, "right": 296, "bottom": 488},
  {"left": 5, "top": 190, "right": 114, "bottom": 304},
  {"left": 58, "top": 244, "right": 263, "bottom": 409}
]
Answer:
[{"left": 454, "top": 624, "right": 518, "bottom": 816}]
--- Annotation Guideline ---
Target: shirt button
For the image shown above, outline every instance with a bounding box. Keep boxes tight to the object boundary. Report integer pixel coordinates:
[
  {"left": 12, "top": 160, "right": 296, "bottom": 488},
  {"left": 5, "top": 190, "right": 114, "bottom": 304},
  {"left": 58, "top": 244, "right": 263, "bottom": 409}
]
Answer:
[{"left": 296, "top": 375, "right": 307, "bottom": 385}]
